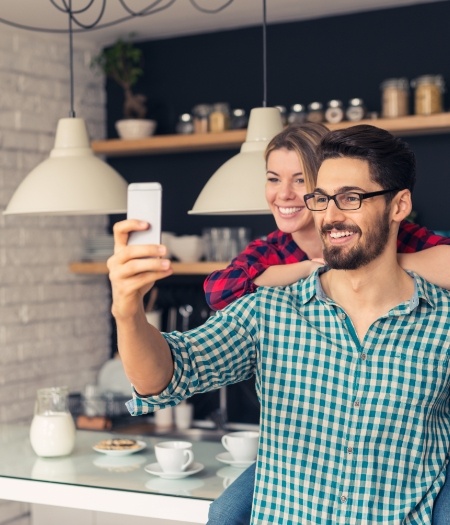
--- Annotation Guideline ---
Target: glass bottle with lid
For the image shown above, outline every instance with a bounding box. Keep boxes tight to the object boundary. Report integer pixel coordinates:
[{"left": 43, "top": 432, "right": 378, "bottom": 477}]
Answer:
[
  {"left": 230, "top": 108, "right": 248, "bottom": 129},
  {"left": 411, "top": 75, "right": 445, "bottom": 115},
  {"left": 288, "top": 104, "right": 307, "bottom": 124},
  {"left": 380, "top": 78, "right": 409, "bottom": 118},
  {"left": 325, "top": 100, "right": 344, "bottom": 124},
  {"left": 175, "top": 113, "right": 194, "bottom": 134},
  {"left": 192, "top": 103, "right": 212, "bottom": 133},
  {"left": 346, "top": 98, "right": 366, "bottom": 122},
  {"left": 275, "top": 105, "right": 288, "bottom": 126},
  {"left": 306, "top": 102, "right": 324, "bottom": 123},
  {"left": 209, "top": 102, "right": 230, "bottom": 132}
]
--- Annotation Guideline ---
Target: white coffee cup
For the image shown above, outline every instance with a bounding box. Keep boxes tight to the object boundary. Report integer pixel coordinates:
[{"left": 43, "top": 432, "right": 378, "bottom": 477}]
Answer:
[
  {"left": 221, "top": 431, "right": 259, "bottom": 462},
  {"left": 174, "top": 401, "right": 194, "bottom": 430},
  {"left": 155, "top": 440, "right": 194, "bottom": 473}
]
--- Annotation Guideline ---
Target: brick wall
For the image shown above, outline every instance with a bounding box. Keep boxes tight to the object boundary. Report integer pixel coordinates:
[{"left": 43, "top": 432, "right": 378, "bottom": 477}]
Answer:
[{"left": 0, "top": 26, "right": 113, "bottom": 524}]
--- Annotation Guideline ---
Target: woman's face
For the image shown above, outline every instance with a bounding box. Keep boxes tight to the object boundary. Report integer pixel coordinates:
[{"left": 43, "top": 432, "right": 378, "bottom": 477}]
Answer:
[{"left": 265, "top": 147, "right": 315, "bottom": 234}]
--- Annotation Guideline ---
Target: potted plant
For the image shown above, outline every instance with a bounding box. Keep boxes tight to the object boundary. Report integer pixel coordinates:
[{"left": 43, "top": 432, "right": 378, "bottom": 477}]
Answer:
[{"left": 91, "top": 35, "right": 157, "bottom": 139}]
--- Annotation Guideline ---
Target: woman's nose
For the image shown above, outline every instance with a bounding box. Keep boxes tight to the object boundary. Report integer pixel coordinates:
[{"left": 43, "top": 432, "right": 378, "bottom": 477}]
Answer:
[{"left": 278, "top": 183, "right": 295, "bottom": 199}]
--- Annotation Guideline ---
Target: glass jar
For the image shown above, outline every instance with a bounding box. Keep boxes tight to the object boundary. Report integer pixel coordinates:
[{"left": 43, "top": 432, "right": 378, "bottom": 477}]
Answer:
[
  {"left": 175, "top": 113, "right": 194, "bottom": 134},
  {"left": 192, "top": 104, "right": 212, "bottom": 133},
  {"left": 411, "top": 75, "right": 445, "bottom": 115},
  {"left": 325, "top": 100, "right": 344, "bottom": 124},
  {"left": 230, "top": 108, "right": 248, "bottom": 129},
  {"left": 346, "top": 98, "right": 366, "bottom": 122},
  {"left": 209, "top": 102, "right": 230, "bottom": 132},
  {"left": 288, "top": 104, "right": 307, "bottom": 124},
  {"left": 275, "top": 105, "right": 288, "bottom": 126},
  {"left": 306, "top": 102, "right": 324, "bottom": 123},
  {"left": 29, "top": 386, "right": 76, "bottom": 457},
  {"left": 380, "top": 78, "right": 409, "bottom": 118}
]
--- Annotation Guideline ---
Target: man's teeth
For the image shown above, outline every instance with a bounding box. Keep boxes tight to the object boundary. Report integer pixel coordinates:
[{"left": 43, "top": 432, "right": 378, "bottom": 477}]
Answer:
[
  {"left": 279, "top": 207, "right": 301, "bottom": 214},
  {"left": 330, "top": 231, "right": 354, "bottom": 238}
]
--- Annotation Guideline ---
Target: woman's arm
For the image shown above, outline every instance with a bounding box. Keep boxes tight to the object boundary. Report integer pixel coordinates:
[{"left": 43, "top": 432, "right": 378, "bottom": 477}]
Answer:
[
  {"left": 254, "top": 259, "right": 325, "bottom": 287},
  {"left": 398, "top": 246, "right": 450, "bottom": 289}
]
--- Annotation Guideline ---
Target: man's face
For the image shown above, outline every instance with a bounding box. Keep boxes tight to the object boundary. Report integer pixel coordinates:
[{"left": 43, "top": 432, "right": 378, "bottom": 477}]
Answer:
[{"left": 314, "top": 157, "right": 391, "bottom": 270}]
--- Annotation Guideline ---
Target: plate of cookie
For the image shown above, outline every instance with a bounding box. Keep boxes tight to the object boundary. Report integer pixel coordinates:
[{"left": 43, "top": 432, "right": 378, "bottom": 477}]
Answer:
[{"left": 93, "top": 438, "right": 147, "bottom": 456}]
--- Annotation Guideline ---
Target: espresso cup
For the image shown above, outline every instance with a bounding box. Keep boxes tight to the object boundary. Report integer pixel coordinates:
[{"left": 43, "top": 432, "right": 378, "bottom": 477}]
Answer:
[
  {"left": 154, "top": 440, "right": 194, "bottom": 473},
  {"left": 221, "top": 431, "right": 259, "bottom": 462}
]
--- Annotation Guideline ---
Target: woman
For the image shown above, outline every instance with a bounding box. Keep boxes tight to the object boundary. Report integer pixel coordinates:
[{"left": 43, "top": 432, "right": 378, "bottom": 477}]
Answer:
[{"left": 205, "top": 123, "right": 450, "bottom": 525}]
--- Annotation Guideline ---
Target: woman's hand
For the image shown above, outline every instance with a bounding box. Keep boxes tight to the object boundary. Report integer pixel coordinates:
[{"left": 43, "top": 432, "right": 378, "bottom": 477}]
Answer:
[{"left": 107, "top": 219, "right": 173, "bottom": 320}]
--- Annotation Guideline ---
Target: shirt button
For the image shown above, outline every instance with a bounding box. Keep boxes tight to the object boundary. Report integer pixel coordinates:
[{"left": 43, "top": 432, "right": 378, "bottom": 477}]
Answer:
[
  {"left": 340, "top": 495, "right": 347, "bottom": 503},
  {"left": 354, "top": 400, "right": 360, "bottom": 407},
  {"left": 347, "top": 447, "right": 353, "bottom": 454},
  {"left": 339, "top": 313, "right": 346, "bottom": 320},
  {"left": 360, "top": 353, "right": 367, "bottom": 361}
]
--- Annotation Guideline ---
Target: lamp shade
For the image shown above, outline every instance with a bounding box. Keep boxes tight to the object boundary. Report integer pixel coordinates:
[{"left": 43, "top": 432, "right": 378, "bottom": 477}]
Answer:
[
  {"left": 188, "top": 107, "right": 284, "bottom": 215},
  {"left": 4, "top": 118, "right": 128, "bottom": 215}
]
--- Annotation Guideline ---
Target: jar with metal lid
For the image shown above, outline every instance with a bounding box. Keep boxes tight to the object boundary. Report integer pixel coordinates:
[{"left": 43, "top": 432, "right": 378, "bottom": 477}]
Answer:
[
  {"left": 288, "top": 104, "right": 307, "bottom": 124},
  {"left": 209, "top": 102, "right": 230, "bottom": 132},
  {"left": 275, "top": 105, "right": 288, "bottom": 126},
  {"left": 380, "top": 78, "right": 409, "bottom": 118},
  {"left": 411, "top": 75, "right": 445, "bottom": 115},
  {"left": 192, "top": 103, "right": 212, "bottom": 133},
  {"left": 325, "top": 100, "right": 344, "bottom": 124},
  {"left": 306, "top": 102, "right": 324, "bottom": 123},
  {"left": 175, "top": 113, "right": 194, "bottom": 134},
  {"left": 230, "top": 108, "right": 248, "bottom": 129},
  {"left": 346, "top": 98, "right": 366, "bottom": 122}
]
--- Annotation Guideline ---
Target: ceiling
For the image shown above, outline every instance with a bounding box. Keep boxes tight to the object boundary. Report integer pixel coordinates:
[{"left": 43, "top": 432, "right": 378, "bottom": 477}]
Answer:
[{"left": 0, "top": 0, "right": 446, "bottom": 46}]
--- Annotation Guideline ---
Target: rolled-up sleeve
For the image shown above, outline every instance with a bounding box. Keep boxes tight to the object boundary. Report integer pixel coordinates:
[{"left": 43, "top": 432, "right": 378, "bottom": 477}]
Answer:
[{"left": 126, "top": 295, "right": 260, "bottom": 416}]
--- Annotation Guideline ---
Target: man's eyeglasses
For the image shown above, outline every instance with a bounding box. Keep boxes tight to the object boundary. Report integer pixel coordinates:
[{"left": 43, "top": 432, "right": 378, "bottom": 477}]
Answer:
[{"left": 304, "top": 188, "right": 400, "bottom": 211}]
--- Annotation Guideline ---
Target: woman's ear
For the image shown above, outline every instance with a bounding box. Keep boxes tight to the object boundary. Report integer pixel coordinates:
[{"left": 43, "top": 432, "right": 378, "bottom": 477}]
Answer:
[{"left": 391, "top": 189, "right": 412, "bottom": 222}]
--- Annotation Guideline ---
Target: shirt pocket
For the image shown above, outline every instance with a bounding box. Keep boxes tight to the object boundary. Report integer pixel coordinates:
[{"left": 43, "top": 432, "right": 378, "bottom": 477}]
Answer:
[{"left": 381, "top": 350, "right": 450, "bottom": 406}]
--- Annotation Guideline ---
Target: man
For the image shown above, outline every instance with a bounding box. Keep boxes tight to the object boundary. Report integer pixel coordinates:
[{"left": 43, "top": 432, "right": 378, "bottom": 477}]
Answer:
[{"left": 108, "top": 125, "right": 450, "bottom": 524}]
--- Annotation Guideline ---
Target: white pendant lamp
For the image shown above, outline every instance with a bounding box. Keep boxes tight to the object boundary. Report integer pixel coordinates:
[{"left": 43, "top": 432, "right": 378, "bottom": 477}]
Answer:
[
  {"left": 188, "top": 107, "right": 283, "bottom": 215},
  {"left": 3, "top": 1, "right": 127, "bottom": 216},
  {"left": 189, "top": 0, "right": 283, "bottom": 216},
  {"left": 4, "top": 118, "right": 127, "bottom": 215}
]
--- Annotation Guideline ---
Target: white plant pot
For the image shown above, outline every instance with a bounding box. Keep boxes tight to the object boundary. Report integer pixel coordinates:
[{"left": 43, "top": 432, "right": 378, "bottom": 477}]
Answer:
[{"left": 115, "top": 119, "right": 157, "bottom": 139}]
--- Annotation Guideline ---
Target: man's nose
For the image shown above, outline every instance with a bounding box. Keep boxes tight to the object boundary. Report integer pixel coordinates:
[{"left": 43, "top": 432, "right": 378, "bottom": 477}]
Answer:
[{"left": 323, "top": 198, "right": 346, "bottom": 222}]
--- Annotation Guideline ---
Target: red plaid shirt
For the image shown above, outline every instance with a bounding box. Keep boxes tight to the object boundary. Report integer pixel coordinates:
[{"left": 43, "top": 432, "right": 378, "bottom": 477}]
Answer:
[{"left": 204, "top": 220, "right": 450, "bottom": 310}]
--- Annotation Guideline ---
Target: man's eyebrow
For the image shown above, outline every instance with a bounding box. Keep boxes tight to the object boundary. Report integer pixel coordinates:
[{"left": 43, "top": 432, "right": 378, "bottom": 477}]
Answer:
[{"left": 314, "top": 185, "right": 365, "bottom": 194}]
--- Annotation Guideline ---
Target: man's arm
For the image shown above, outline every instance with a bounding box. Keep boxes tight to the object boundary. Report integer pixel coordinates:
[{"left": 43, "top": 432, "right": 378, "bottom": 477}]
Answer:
[
  {"left": 398, "top": 245, "right": 450, "bottom": 289},
  {"left": 107, "top": 219, "right": 175, "bottom": 396}
]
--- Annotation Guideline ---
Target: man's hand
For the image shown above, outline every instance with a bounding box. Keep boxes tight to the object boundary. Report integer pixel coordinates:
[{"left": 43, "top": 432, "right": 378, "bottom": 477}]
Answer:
[{"left": 107, "top": 219, "right": 173, "bottom": 321}]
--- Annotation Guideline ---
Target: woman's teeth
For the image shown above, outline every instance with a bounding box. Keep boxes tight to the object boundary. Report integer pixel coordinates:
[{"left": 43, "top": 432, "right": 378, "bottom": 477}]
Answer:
[{"left": 279, "top": 206, "right": 301, "bottom": 214}]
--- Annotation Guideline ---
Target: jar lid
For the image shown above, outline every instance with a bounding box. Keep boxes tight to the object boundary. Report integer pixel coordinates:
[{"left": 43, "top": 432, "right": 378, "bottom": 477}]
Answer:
[
  {"left": 327, "top": 99, "right": 343, "bottom": 108},
  {"left": 179, "top": 113, "right": 193, "bottom": 122},
  {"left": 275, "top": 105, "right": 287, "bottom": 114},
  {"left": 411, "top": 74, "right": 446, "bottom": 92},
  {"left": 380, "top": 77, "right": 409, "bottom": 90},
  {"left": 308, "top": 101, "right": 323, "bottom": 111},
  {"left": 232, "top": 108, "right": 246, "bottom": 116},
  {"left": 348, "top": 98, "right": 364, "bottom": 106},
  {"left": 192, "top": 104, "right": 212, "bottom": 116},
  {"left": 290, "top": 103, "right": 305, "bottom": 112}
]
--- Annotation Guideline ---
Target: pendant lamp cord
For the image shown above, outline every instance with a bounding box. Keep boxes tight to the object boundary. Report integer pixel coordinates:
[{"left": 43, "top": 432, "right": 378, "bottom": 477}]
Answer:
[
  {"left": 262, "top": 0, "right": 267, "bottom": 107},
  {"left": 68, "top": 0, "right": 75, "bottom": 117}
]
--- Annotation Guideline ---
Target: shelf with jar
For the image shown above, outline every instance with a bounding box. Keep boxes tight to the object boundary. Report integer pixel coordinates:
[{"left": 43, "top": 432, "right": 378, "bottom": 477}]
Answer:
[
  {"left": 69, "top": 261, "right": 229, "bottom": 276},
  {"left": 91, "top": 112, "right": 450, "bottom": 157}
]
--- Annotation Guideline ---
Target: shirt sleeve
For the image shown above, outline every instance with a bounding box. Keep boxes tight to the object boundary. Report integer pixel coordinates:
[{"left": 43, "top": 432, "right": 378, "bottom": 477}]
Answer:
[
  {"left": 397, "top": 220, "right": 450, "bottom": 253},
  {"left": 126, "top": 295, "right": 259, "bottom": 416},
  {"left": 203, "top": 230, "right": 307, "bottom": 310}
]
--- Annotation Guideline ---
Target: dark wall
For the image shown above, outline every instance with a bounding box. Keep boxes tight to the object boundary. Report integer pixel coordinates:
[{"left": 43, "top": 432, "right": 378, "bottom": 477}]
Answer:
[{"left": 106, "top": 0, "right": 450, "bottom": 233}]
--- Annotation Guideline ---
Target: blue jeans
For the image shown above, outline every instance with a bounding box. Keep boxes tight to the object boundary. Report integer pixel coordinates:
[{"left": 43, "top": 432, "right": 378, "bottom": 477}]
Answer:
[{"left": 208, "top": 462, "right": 450, "bottom": 524}]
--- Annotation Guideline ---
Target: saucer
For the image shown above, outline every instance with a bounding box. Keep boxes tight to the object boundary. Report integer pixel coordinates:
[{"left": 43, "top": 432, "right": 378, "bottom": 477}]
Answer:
[
  {"left": 93, "top": 454, "right": 147, "bottom": 472},
  {"left": 144, "top": 461, "right": 204, "bottom": 480},
  {"left": 145, "top": 477, "right": 204, "bottom": 495},
  {"left": 215, "top": 452, "right": 256, "bottom": 468}
]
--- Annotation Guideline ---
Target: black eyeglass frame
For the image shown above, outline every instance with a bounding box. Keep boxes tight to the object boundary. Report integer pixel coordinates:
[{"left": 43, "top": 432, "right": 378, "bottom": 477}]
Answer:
[{"left": 304, "top": 188, "right": 401, "bottom": 211}]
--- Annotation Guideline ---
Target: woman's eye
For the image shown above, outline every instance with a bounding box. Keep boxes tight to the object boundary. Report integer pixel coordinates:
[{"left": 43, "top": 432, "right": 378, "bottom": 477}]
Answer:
[
  {"left": 266, "top": 177, "right": 279, "bottom": 183},
  {"left": 294, "top": 178, "right": 305, "bottom": 185}
]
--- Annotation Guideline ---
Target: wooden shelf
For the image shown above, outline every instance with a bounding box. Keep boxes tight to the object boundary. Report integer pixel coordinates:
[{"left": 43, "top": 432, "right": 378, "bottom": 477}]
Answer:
[
  {"left": 69, "top": 261, "right": 229, "bottom": 275},
  {"left": 91, "top": 113, "right": 450, "bottom": 157}
]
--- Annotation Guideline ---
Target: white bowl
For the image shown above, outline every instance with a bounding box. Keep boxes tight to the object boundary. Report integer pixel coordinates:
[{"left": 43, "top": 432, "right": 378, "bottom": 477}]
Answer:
[
  {"left": 170, "top": 235, "right": 204, "bottom": 263},
  {"left": 115, "top": 119, "right": 157, "bottom": 139}
]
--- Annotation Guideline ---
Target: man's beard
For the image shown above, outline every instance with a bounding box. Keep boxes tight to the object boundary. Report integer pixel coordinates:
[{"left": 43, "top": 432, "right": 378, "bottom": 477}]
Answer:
[{"left": 321, "top": 208, "right": 390, "bottom": 270}]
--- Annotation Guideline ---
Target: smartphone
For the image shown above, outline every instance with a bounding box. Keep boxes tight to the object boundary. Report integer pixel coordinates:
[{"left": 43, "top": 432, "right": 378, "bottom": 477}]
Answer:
[{"left": 127, "top": 182, "right": 162, "bottom": 246}]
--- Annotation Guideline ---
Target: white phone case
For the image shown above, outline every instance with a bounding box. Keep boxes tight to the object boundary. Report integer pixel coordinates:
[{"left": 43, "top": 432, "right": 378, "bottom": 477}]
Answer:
[{"left": 127, "top": 182, "right": 162, "bottom": 246}]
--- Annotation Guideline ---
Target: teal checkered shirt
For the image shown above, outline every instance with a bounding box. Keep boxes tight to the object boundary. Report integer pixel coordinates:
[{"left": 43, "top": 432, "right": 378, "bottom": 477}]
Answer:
[{"left": 127, "top": 269, "right": 450, "bottom": 524}]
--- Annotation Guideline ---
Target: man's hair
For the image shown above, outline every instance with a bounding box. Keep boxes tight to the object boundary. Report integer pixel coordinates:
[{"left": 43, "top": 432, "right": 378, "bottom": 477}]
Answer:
[
  {"left": 265, "top": 122, "right": 329, "bottom": 191},
  {"left": 316, "top": 124, "right": 416, "bottom": 195}
]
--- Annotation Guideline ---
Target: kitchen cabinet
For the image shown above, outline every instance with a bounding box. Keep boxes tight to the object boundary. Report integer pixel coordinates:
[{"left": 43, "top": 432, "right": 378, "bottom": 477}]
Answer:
[{"left": 92, "top": 113, "right": 450, "bottom": 157}]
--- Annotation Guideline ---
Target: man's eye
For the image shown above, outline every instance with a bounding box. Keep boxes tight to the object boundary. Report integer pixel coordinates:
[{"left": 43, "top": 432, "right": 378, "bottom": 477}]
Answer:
[
  {"left": 342, "top": 193, "right": 359, "bottom": 203},
  {"left": 315, "top": 195, "right": 328, "bottom": 204}
]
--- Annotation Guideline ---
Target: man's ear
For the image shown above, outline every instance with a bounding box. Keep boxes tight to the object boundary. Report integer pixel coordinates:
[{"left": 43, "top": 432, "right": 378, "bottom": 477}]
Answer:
[{"left": 390, "top": 189, "right": 412, "bottom": 222}]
